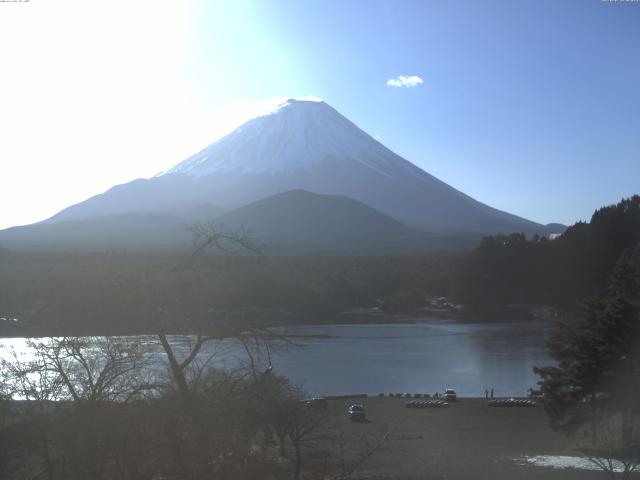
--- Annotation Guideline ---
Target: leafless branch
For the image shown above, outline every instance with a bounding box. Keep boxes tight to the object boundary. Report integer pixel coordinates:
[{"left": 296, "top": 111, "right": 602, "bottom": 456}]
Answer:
[{"left": 187, "top": 222, "right": 263, "bottom": 266}]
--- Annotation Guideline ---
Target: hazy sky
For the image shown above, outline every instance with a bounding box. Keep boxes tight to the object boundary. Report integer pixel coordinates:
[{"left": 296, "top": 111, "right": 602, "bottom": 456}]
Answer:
[{"left": 1, "top": 0, "right": 638, "bottom": 229}]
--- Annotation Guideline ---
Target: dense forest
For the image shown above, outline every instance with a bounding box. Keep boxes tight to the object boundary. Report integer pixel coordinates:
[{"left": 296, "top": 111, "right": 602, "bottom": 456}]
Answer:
[
  {"left": 2, "top": 196, "right": 639, "bottom": 336},
  {"left": 0, "top": 250, "right": 456, "bottom": 336},
  {"left": 453, "top": 196, "right": 640, "bottom": 308}
]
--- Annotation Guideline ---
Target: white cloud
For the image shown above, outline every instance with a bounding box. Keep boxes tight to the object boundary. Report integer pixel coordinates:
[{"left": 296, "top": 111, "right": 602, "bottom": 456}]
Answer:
[{"left": 387, "top": 75, "right": 423, "bottom": 88}]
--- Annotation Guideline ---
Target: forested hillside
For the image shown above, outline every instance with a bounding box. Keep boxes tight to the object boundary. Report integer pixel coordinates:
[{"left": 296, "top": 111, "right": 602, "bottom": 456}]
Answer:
[
  {"left": 0, "top": 251, "right": 456, "bottom": 336},
  {"left": 453, "top": 196, "right": 640, "bottom": 307}
]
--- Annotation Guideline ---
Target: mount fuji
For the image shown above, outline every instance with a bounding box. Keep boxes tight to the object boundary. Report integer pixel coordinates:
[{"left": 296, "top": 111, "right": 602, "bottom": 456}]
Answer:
[{"left": 0, "top": 98, "right": 561, "bottom": 253}]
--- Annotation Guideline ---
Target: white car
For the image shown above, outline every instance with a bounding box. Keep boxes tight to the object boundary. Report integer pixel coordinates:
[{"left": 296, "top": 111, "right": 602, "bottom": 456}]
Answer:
[{"left": 443, "top": 389, "right": 457, "bottom": 401}]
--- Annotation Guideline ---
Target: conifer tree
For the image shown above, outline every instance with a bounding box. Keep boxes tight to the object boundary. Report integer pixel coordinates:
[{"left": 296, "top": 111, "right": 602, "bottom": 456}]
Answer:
[{"left": 535, "top": 244, "right": 640, "bottom": 444}]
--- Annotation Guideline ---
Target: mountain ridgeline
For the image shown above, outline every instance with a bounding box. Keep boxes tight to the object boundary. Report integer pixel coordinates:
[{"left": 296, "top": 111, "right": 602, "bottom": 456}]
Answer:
[{"left": 0, "top": 98, "right": 561, "bottom": 255}]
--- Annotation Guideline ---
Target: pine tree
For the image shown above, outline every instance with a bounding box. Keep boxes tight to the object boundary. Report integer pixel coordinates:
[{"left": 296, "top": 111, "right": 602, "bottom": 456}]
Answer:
[{"left": 534, "top": 244, "right": 640, "bottom": 444}]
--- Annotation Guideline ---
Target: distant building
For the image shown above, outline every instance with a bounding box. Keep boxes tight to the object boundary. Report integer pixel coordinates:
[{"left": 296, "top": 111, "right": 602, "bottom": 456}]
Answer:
[{"left": 548, "top": 233, "right": 563, "bottom": 240}]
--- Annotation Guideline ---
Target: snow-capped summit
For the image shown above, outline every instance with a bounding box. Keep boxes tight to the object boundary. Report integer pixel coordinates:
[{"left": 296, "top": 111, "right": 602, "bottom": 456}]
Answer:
[{"left": 160, "top": 98, "right": 419, "bottom": 179}]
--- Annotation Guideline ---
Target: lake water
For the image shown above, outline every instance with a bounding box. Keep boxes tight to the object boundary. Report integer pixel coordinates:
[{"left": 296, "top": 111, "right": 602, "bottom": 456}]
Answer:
[
  {"left": 0, "top": 319, "right": 553, "bottom": 398},
  {"left": 262, "top": 320, "right": 552, "bottom": 397}
]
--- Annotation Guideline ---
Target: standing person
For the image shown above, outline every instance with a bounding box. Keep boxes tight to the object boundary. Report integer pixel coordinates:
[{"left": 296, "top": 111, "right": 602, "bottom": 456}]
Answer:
[
  {"left": 490, "top": 388, "right": 494, "bottom": 399},
  {"left": 485, "top": 389, "right": 489, "bottom": 399}
]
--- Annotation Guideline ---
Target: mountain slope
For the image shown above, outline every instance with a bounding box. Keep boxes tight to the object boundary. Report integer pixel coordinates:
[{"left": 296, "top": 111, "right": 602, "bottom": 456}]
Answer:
[
  {"left": 214, "top": 189, "right": 475, "bottom": 255},
  {"left": 216, "top": 190, "right": 412, "bottom": 238},
  {"left": 0, "top": 190, "right": 477, "bottom": 254},
  {"left": 0, "top": 212, "right": 192, "bottom": 251},
  {"left": 15, "top": 98, "right": 561, "bottom": 241}
]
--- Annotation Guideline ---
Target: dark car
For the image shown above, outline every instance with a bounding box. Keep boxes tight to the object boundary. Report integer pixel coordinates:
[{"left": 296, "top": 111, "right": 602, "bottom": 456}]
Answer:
[{"left": 347, "top": 404, "right": 366, "bottom": 421}]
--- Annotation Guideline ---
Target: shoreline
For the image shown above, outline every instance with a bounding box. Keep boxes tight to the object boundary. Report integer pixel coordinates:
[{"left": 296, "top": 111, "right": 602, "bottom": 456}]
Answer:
[{"left": 0, "top": 308, "right": 560, "bottom": 339}]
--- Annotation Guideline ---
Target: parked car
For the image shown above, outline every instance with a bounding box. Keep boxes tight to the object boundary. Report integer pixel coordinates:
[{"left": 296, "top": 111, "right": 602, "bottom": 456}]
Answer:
[
  {"left": 443, "top": 389, "right": 457, "bottom": 401},
  {"left": 347, "top": 404, "right": 366, "bottom": 421}
]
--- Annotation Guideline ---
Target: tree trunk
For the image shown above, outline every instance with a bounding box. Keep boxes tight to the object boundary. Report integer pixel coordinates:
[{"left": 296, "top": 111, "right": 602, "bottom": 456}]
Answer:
[
  {"left": 590, "top": 393, "right": 598, "bottom": 445},
  {"left": 36, "top": 418, "right": 56, "bottom": 480},
  {"left": 158, "top": 334, "right": 192, "bottom": 407},
  {"left": 622, "top": 409, "right": 633, "bottom": 446},
  {"left": 293, "top": 441, "right": 302, "bottom": 480},
  {"left": 164, "top": 411, "right": 193, "bottom": 480},
  {"left": 277, "top": 430, "right": 287, "bottom": 457}
]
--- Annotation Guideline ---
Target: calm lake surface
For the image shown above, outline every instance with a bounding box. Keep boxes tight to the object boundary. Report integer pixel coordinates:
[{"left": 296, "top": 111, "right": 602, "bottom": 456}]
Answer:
[
  {"left": 262, "top": 320, "right": 552, "bottom": 397},
  {"left": 0, "top": 319, "right": 553, "bottom": 398}
]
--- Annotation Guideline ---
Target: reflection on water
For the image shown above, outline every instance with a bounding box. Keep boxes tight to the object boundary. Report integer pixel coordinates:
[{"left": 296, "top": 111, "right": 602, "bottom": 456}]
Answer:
[
  {"left": 262, "top": 321, "right": 552, "bottom": 397},
  {"left": 0, "top": 319, "right": 552, "bottom": 397}
]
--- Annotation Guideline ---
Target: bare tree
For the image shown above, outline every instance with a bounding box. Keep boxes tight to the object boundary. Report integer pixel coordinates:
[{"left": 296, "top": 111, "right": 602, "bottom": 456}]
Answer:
[
  {"left": 256, "top": 381, "right": 332, "bottom": 480},
  {"left": 30, "top": 337, "right": 156, "bottom": 402},
  {"left": 1, "top": 344, "right": 63, "bottom": 480},
  {"left": 579, "top": 418, "right": 640, "bottom": 480},
  {"left": 586, "top": 452, "right": 640, "bottom": 480},
  {"left": 188, "top": 222, "right": 262, "bottom": 265},
  {"left": 157, "top": 333, "right": 218, "bottom": 406},
  {"left": 1, "top": 337, "right": 158, "bottom": 480}
]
